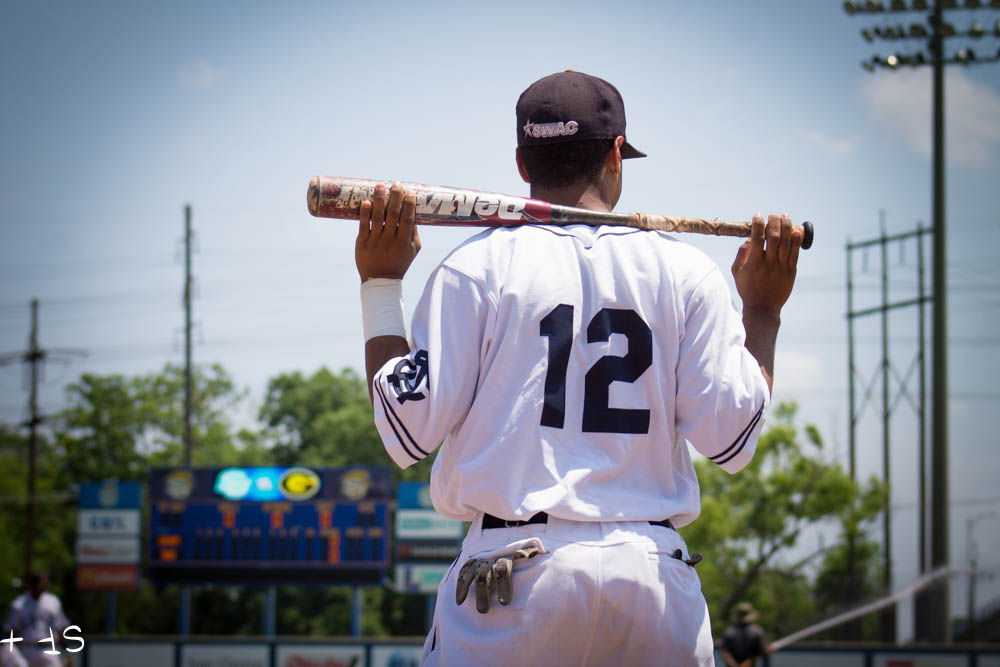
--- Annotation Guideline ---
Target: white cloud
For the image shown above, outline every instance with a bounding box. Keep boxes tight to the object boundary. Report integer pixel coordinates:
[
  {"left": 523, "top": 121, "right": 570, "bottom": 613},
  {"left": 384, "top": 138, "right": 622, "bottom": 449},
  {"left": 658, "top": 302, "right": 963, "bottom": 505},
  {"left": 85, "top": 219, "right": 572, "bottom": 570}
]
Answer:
[
  {"left": 177, "top": 61, "right": 223, "bottom": 90},
  {"left": 807, "top": 130, "right": 858, "bottom": 155},
  {"left": 862, "top": 67, "right": 1000, "bottom": 167}
]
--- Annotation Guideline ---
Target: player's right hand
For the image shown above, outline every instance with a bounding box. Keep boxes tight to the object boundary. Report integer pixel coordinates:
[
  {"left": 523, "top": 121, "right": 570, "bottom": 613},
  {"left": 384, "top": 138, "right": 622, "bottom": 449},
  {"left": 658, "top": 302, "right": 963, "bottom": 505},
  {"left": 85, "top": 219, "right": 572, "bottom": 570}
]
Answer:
[
  {"left": 355, "top": 181, "right": 422, "bottom": 283},
  {"left": 731, "top": 213, "right": 800, "bottom": 315}
]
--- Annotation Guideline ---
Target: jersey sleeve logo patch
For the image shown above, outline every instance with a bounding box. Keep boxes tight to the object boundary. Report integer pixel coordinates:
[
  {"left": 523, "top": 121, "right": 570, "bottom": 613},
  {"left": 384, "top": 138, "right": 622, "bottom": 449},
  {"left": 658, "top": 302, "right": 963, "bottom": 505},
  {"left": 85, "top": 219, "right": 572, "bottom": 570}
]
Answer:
[{"left": 388, "top": 350, "right": 429, "bottom": 403}]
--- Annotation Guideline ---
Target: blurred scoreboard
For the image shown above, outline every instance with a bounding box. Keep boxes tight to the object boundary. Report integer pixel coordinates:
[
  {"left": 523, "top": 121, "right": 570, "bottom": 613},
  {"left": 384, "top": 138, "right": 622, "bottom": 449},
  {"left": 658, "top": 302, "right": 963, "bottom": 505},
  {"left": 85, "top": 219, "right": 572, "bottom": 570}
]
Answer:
[{"left": 148, "top": 466, "right": 391, "bottom": 584}]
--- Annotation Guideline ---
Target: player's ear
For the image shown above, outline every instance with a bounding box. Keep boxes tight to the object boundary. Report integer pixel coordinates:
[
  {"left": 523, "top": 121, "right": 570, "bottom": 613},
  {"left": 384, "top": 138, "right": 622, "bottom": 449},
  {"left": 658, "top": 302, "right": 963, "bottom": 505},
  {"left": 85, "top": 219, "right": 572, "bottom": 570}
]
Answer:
[
  {"left": 515, "top": 148, "right": 531, "bottom": 184},
  {"left": 606, "top": 136, "right": 624, "bottom": 175}
]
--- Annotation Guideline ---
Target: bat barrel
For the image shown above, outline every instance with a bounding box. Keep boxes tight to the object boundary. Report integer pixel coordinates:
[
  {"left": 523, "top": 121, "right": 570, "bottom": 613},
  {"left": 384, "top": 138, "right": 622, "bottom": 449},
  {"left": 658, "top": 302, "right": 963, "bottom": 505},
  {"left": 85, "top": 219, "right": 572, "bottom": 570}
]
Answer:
[
  {"left": 308, "top": 175, "right": 378, "bottom": 219},
  {"left": 307, "top": 175, "right": 557, "bottom": 226},
  {"left": 307, "top": 176, "right": 321, "bottom": 216}
]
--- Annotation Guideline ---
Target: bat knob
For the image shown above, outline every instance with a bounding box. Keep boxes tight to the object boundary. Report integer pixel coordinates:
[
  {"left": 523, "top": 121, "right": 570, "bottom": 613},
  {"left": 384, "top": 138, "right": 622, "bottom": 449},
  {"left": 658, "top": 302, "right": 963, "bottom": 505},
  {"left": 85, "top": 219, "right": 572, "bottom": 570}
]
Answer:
[{"left": 801, "top": 221, "right": 814, "bottom": 250}]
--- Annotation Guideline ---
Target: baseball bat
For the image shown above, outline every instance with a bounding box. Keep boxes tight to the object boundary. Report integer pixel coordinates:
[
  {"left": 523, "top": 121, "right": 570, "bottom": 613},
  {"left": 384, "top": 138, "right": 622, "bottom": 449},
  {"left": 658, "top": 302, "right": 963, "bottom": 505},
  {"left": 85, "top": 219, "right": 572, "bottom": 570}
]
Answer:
[{"left": 306, "top": 176, "right": 814, "bottom": 249}]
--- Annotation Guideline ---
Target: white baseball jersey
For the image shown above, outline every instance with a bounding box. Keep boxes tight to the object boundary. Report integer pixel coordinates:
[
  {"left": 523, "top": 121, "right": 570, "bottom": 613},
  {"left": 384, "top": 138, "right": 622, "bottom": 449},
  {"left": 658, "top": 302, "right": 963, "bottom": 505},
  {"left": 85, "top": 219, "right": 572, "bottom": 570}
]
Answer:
[
  {"left": 5, "top": 593, "right": 68, "bottom": 643},
  {"left": 5, "top": 592, "right": 67, "bottom": 667},
  {"left": 372, "top": 224, "right": 769, "bottom": 527}
]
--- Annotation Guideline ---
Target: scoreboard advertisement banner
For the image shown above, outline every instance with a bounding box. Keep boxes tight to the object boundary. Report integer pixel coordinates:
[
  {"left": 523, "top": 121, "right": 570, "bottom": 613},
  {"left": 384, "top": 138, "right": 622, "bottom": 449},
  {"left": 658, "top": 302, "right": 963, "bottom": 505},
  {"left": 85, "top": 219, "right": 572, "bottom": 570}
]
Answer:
[
  {"left": 148, "top": 466, "right": 391, "bottom": 584},
  {"left": 76, "top": 480, "right": 141, "bottom": 591},
  {"left": 394, "top": 482, "right": 463, "bottom": 594}
]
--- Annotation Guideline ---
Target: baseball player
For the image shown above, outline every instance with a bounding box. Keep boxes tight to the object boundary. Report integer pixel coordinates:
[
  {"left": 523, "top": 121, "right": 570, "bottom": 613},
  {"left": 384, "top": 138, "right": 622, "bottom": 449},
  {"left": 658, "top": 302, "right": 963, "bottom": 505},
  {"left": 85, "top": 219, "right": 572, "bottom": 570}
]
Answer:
[
  {"left": 355, "top": 71, "right": 801, "bottom": 666},
  {"left": 4, "top": 574, "right": 72, "bottom": 667}
]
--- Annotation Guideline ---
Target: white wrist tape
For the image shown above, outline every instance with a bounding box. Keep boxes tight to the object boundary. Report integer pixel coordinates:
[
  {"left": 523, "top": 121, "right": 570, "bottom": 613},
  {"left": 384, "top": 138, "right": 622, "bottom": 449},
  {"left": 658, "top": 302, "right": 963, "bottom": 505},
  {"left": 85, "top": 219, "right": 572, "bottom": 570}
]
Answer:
[{"left": 360, "top": 278, "right": 407, "bottom": 341}]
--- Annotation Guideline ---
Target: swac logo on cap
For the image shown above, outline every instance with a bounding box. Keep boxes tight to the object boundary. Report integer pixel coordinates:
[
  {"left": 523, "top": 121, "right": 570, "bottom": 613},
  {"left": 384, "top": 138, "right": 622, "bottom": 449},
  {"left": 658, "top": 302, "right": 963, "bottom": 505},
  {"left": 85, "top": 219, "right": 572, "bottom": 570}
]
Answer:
[{"left": 523, "top": 119, "right": 579, "bottom": 139}]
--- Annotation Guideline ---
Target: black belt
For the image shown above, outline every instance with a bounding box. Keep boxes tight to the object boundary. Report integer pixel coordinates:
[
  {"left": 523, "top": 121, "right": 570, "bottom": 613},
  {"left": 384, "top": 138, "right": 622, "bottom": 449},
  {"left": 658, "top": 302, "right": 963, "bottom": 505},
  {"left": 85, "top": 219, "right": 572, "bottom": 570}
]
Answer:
[{"left": 482, "top": 512, "right": 674, "bottom": 531}]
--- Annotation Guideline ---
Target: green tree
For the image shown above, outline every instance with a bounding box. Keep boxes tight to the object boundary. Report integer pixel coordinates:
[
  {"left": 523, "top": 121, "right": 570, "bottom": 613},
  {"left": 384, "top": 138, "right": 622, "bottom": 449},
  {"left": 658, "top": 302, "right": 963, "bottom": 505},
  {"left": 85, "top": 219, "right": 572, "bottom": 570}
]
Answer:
[
  {"left": 0, "top": 425, "right": 76, "bottom": 615},
  {"left": 55, "top": 363, "right": 265, "bottom": 479},
  {"left": 259, "top": 367, "right": 433, "bottom": 482},
  {"left": 810, "top": 477, "right": 887, "bottom": 640},
  {"left": 681, "top": 402, "right": 885, "bottom": 639},
  {"left": 0, "top": 425, "right": 31, "bottom": 588},
  {"left": 44, "top": 363, "right": 265, "bottom": 636}
]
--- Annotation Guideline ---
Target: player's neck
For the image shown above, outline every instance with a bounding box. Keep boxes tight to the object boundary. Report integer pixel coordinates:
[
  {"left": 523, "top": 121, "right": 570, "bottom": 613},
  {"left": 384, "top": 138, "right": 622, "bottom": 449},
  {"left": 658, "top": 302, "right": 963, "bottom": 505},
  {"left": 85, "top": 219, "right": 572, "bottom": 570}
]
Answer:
[{"left": 530, "top": 182, "right": 613, "bottom": 212}]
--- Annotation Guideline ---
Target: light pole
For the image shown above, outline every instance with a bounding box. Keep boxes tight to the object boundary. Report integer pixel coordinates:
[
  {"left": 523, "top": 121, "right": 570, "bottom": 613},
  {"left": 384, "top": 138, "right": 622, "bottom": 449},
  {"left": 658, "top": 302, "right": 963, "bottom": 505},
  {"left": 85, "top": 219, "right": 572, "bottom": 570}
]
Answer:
[{"left": 843, "top": 0, "right": 1000, "bottom": 643}]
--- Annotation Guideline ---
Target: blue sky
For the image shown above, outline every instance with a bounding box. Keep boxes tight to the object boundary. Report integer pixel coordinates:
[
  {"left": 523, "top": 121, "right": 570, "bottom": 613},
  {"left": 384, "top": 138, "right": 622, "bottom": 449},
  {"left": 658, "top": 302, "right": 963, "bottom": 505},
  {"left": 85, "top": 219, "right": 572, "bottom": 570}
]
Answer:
[{"left": 2, "top": 0, "right": 999, "bottom": 638}]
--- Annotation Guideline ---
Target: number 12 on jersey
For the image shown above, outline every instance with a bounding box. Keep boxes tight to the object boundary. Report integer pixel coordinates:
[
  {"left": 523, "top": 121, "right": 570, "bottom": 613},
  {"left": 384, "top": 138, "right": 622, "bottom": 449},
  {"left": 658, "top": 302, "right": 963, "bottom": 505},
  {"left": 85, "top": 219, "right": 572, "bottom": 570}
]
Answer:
[{"left": 539, "top": 305, "right": 652, "bottom": 435}]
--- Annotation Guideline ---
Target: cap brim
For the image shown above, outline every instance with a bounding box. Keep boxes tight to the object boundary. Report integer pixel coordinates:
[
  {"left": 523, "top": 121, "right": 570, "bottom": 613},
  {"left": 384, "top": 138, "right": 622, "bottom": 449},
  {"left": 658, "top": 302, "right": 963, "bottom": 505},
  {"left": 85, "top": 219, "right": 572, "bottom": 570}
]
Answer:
[{"left": 621, "top": 141, "right": 646, "bottom": 159}]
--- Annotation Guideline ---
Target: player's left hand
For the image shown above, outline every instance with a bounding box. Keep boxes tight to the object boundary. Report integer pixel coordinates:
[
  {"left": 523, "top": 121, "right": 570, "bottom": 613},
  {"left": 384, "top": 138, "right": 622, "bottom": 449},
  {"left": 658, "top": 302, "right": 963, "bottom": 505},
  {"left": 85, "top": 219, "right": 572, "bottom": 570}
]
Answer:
[
  {"left": 355, "top": 181, "right": 421, "bottom": 283},
  {"left": 731, "top": 213, "right": 801, "bottom": 314}
]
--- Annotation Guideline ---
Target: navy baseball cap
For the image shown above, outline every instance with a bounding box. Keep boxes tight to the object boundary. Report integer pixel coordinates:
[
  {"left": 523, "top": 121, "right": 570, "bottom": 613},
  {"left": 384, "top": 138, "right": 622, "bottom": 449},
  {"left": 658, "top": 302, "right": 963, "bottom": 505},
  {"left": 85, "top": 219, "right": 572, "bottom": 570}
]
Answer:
[{"left": 516, "top": 70, "right": 646, "bottom": 159}]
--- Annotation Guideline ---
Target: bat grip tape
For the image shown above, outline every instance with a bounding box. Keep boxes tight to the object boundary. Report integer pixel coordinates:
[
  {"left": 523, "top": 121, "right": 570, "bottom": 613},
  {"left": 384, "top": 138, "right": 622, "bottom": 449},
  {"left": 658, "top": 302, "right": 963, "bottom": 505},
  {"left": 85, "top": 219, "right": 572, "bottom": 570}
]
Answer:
[{"left": 360, "top": 278, "right": 407, "bottom": 341}]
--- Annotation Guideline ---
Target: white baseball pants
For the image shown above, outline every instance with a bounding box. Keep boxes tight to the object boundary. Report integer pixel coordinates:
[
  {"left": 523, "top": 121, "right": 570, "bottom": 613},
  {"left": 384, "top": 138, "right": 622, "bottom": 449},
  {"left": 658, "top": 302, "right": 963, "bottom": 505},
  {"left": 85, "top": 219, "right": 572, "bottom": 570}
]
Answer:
[{"left": 421, "top": 515, "right": 715, "bottom": 666}]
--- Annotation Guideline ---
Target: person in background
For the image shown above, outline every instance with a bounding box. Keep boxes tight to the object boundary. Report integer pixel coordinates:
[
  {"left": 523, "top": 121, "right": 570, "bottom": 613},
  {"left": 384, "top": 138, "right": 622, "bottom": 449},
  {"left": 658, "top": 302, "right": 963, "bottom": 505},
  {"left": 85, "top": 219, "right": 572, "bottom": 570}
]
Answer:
[
  {"left": 721, "top": 601, "right": 771, "bottom": 667},
  {"left": 4, "top": 573, "right": 72, "bottom": 667}
]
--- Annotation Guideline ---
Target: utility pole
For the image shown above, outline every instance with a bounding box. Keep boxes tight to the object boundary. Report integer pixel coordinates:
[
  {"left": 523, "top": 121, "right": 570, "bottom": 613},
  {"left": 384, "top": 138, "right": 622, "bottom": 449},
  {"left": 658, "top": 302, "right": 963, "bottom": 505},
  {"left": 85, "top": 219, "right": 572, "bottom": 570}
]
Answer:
[
  {"left": 928, "top": 0, "right": 950, "bottom": 643},
  {"left": 844, "top": 243, "right": 860, "bottom": 641},
  {"left": 842, "top": 0, "right": 1000, "bottom": 642},
  {"left": 25, "top": 299, "right": 42, "bottom": 580},
  {"left": 879, "top": 211, "right": 894, "bottom": 642},
  {"left": 846, "top": 223, "right": 932, "bottom": 641},
  {"left": 184, "top": 203, "right": 194, "bottom": 468},
  {"left": 180, "top": 203, "right": 195, "bottom": 637},
  {"left": 0, "top": 299, "right": 85, "bottom": 578}
]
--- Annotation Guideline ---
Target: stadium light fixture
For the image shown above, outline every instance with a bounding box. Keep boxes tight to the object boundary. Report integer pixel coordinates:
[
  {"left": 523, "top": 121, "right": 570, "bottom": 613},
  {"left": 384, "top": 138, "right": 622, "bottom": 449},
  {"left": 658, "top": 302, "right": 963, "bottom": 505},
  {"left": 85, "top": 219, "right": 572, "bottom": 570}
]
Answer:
[
  {"left": 862, "top": 27, "right": 876, "bottom": 41},
  {"left": 844, "top": 0, "right": 860, "bottom": 13},
  {"left": 993, "top": 18, "right": 1000, "bottom": 36},
  {"left": 964, "top": 0, "right": 982, "bottom": 8},
  {"left": 910, "top": 22, "right": 929, "bottom": 37},
  {"left": 913, "top": 0, "right": 929, "bottom": 9},
  {"left": 865, "top": 0, "right": 886, "bottom": 12},
  {"left": 862, "top": 60, "right": 877, "bottom": 71},
  {"left": 887, "top": 54, "right": 900, "bottom": 67},
  {"left": 970, "top": 21, "right": 985, "bottom": 37},
  {"left": 942, "top": 0, "right": 958, "bottom": 8},
  {"left": 891, "top": 0, "right": 908, "bottom": 9}
]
